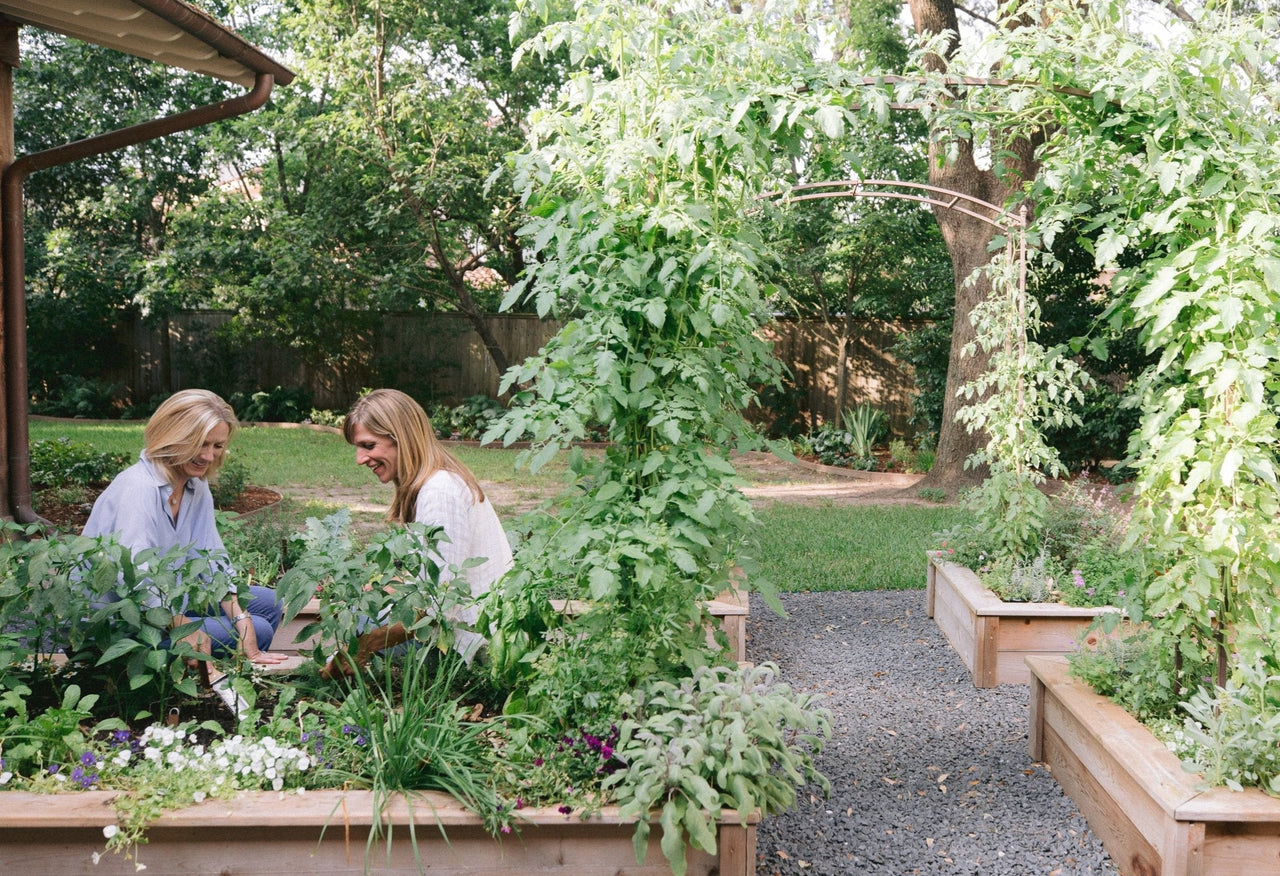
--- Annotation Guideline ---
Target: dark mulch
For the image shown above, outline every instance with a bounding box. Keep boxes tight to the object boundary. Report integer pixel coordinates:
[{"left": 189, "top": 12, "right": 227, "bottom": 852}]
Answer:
[{"left": 34, "top": 485, "right": 283, "bottom": 535}]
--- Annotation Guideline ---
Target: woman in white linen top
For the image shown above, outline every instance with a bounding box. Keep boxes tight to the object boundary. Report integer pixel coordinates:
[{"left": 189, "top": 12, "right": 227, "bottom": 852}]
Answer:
[{"left": 320, "top": 389, "right": 512, "bottom": 677}]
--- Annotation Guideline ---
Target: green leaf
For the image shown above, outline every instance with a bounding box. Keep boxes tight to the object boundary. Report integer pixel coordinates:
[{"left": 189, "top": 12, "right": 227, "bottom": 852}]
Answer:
[{"left": 96, "top": 638, "right": 143, "bottom": 665}]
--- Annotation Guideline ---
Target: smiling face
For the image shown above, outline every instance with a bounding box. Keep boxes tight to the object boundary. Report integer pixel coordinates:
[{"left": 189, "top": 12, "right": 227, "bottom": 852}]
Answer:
[
  {"left": 183, "top": 421, "right": 230, "bottom": 481},
  {"left": 351, "top": 423, "right": 399, "bottom": 484}
]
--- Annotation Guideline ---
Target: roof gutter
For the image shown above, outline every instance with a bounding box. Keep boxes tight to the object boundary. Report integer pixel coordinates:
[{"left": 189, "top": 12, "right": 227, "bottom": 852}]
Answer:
[
  {"left": 129, "top": 0, "right": 294, "bottom": 86},
  {"left": 2, "top": 71, "right": 276, "bottom": 523}
]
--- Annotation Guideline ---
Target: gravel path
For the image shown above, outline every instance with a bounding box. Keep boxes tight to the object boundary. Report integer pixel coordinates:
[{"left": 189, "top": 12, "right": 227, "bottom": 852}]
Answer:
[{"left": 747, "top": 590, "right": 1118, "bottom": 876}]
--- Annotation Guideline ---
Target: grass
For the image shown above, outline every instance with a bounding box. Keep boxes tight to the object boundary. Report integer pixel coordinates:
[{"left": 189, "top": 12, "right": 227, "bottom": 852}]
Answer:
[
  {"left": 748, "top": 502, "right": 968, "bottom": 592},
  {"left": 32, "top": 419, "right": 958, "bottom": 593},
  {"left": 30, "top": 420, "right": 566, "bottom": 491}
]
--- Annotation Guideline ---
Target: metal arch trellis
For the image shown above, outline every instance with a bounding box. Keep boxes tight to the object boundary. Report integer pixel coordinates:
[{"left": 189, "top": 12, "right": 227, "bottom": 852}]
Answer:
[
  {"left": 757, "top": 178, "right": 1030, "bottom": 306},
  {"left": 758, "top": 177, "right": 1037, "bottom": 442}
]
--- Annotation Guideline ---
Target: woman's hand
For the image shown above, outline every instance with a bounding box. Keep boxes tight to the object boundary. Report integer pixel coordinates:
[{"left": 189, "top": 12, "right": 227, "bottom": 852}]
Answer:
[
  {"left": 234, "top": 615, "right": 290, "bottom": 665},
  {"left": 246, "top": 650, "right": 291, "bottom": 665}
]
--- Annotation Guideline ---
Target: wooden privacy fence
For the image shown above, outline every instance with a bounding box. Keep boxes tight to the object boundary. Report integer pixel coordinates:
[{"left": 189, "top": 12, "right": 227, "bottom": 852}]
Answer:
[{"left": 110, "top": 311, "right": 920, "bottom": 433}]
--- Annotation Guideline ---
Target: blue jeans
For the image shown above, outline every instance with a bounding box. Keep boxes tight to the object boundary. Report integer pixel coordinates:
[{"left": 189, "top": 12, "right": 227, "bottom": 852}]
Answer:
[{"left": 187, "top": 585, "right": 284, "bottom": 654}]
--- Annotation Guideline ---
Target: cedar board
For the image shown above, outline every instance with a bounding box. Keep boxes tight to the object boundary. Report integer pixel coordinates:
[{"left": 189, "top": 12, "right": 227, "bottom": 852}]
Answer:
[
  {"left": 927, "top": 556, "right": 1113, "bottom": 687},
  {"left": 0, "top": 789, "right": 758, "bottom": 876},
  {"left": 1028, "top": 656, "right": 1280, "bottom": 876}
]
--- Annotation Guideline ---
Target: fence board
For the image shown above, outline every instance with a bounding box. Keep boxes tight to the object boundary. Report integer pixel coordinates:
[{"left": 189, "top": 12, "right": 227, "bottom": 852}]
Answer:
[{"left": 109, "top": 312, "right": 918, "bottom": 432}]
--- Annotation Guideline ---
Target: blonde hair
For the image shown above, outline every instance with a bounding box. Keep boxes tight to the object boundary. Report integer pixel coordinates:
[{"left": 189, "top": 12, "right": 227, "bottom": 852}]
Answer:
[
  {"left": 343, "top": 389, "right": 484, "bottom": 523},
  {"left": 144, "top": 389, "right": 238, "bottom": 485}
]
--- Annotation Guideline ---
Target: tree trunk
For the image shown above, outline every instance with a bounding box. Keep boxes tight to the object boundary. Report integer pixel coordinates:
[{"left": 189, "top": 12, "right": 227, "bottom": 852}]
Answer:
[{"left": 908, "top": 0, "right": 1038, "bottom": 494}]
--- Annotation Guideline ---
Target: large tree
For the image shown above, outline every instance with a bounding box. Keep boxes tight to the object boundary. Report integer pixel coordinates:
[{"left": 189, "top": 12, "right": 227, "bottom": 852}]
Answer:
[
  {"left": 150, "top": 0, "right": 564, "bottom": 388},
  {"left": 903, "top": 0, "right": 1042, "bottom": 491},
  {"left": 14, "top": 30, "right": 232, "bottom": 403}
]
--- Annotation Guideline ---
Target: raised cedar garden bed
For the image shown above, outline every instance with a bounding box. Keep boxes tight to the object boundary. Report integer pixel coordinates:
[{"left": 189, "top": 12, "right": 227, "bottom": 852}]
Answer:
[
  {"left": 1028, "top": 656, "right": 1280, "bottom": 876},
  {"left": 926, "top": 555, "right": 1115, "bottom": 687},
  {"left": 0, "top": 788, "right": 758, "bottom": 875},
  {"left": 276, "top": 588, "right": 751, "bottom": 661}
]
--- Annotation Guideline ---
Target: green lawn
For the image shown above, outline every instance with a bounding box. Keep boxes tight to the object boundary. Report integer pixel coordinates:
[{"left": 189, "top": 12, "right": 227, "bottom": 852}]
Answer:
[
  {"left": 30, "top": 419, "right": 565, "bottom": 491},
  {"left": 748, "top": 502, "right": 967, "bottom": 592},
  {"left": 32, "top": 419, "right": 957, "bottom": 592}
]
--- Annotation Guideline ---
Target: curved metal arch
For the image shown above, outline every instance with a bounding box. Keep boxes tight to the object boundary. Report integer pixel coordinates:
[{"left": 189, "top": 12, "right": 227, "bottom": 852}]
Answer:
[
  {"left": 758, "top": 177, "right": 1029, "bottom": 302},
  {"left": 760, "top": 179, "right": 1026, "bottom": 232}
]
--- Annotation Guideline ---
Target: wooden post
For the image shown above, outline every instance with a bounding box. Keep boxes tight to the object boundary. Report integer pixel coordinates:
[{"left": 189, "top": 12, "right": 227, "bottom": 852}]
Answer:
[{"left": 0, "top": 21, "right": 16, "bottom": 521}]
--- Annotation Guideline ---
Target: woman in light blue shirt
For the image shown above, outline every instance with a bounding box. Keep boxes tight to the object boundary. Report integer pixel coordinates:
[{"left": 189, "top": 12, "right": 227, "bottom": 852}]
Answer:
[{"left": 83, "top": 389, "right": 286, "bottom": 666}]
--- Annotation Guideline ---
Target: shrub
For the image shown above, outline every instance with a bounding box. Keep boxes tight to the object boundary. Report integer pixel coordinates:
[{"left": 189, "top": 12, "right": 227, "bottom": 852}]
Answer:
[
  {"left": 306, "top": 408, "right": 345, "bottom": 428},
  {"left": 230, "top": 386, "right": 313, "bottom": 423},
  {"left": 210, "top": 456, "right": 249, "bottom": 509},
  {"left": 29, "top": 438, "right": 129, "bottom": 489},
  {"left": 799, "top": 424, "right": 876, "bottom": 470},
  {"left": 428, "top": 395, "right": 505, "bottom": 440},
  {"left": 938, "top": 479, "right": 1148, "bottom": 609},
  {"left": 1068, "top": 623, "right": 1212, "bottom": 724},
  {"left": 30, "top": 376, "right": 124, "bottom": 419},
  {"left": 889, "top": 436, "right": 936, "bottom": 474}
]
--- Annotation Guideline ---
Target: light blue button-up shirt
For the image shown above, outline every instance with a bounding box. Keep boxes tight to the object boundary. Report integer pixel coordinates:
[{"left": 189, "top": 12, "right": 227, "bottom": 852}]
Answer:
[{"left": 83, "top": 452, "right": 236, "bottom": 608}]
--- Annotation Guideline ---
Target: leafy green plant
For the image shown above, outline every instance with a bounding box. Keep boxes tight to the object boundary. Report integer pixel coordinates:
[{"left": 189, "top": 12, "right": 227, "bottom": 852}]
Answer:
[
  {"left": 210, "top": 455, "right": 248, "bottom": 509},
  {"left": 230, "top": 386, "right": 314, "bottom": 423},
  {"left": 1068, "top": 622, "right": 1213, "bottom": 724},
  {"left": 799, "top": 424, "right": 876, "bottom": 470},
  {"left": 429, "top": 395, "right": 506, "bottom": 441},
  {"left": 305, "top": 408, "right": 345, "bottom": 428},
  {"left": 0, "top": 522, "right": 239, "bottom": 720},
  {"left": 916, "top": 486, "right": 947, "bottom": 503},
  {"left": 603, "top": 663, "right": 831, "bottom": 876},
  {"left": 488, "top": 0, "right": 820, "bottom": 750},
  {"left": 841, "top": 403, "right": 886, "bottom": 459},
  {"left": 29, "top": 437, "right": 129, "bottom": 488},
  {"left": 278, "top": 511, "right": 478, "bottom": 666},
  {"left": 952, "top": 247, "right": 1091, "bottom": 561},
  {"left": 1174, "top": 661, "right": 1280, "bottom": 795},
  {"left": 31, "top": 375, "right": 124, "bottom": 419},
  {"left": 0, "top": 684, "right": 122, "bottom": 776}
]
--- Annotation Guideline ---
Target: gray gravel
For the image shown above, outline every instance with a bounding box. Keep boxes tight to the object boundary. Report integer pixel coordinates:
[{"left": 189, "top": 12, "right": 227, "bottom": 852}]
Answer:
[{"left": 748, "top": 590, "right": 1118, "bottom": 876}]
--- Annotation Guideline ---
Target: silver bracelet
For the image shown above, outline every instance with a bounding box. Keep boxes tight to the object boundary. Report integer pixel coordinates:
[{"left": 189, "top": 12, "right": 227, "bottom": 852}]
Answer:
[{"left": 231, "top": 612, "right": 250, "bottom": 624}]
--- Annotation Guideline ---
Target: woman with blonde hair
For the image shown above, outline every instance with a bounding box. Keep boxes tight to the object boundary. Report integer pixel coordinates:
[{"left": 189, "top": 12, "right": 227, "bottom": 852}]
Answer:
[
  {"left": 84, "top": 389, "right": 287, "bottom": 666},
  {"left": 322, "top": 388, "right": 512, "bottom": 677}
]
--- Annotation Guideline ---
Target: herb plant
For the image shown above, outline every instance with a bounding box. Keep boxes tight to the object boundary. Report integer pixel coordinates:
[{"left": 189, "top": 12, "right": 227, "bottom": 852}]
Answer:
[
  {"left": 604, "top": 663, "right": 831, "bottom": 876},
  {"left": 277, "top": 510, "right": 478, "bottom": 666}
]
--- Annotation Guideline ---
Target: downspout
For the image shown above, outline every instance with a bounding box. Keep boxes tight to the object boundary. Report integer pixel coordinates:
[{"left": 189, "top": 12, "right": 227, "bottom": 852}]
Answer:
[{"left": 2, "top": 72, "right": 276, "bottom": 523}]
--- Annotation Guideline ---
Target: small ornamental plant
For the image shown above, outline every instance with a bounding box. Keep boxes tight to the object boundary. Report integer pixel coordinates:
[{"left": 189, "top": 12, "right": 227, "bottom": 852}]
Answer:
[
  {"left": 6, "top": 720, "right": 315, "bottom": 864},
  {"left": 935, "top": 479, "right": 1150, "bottom": 610}
]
